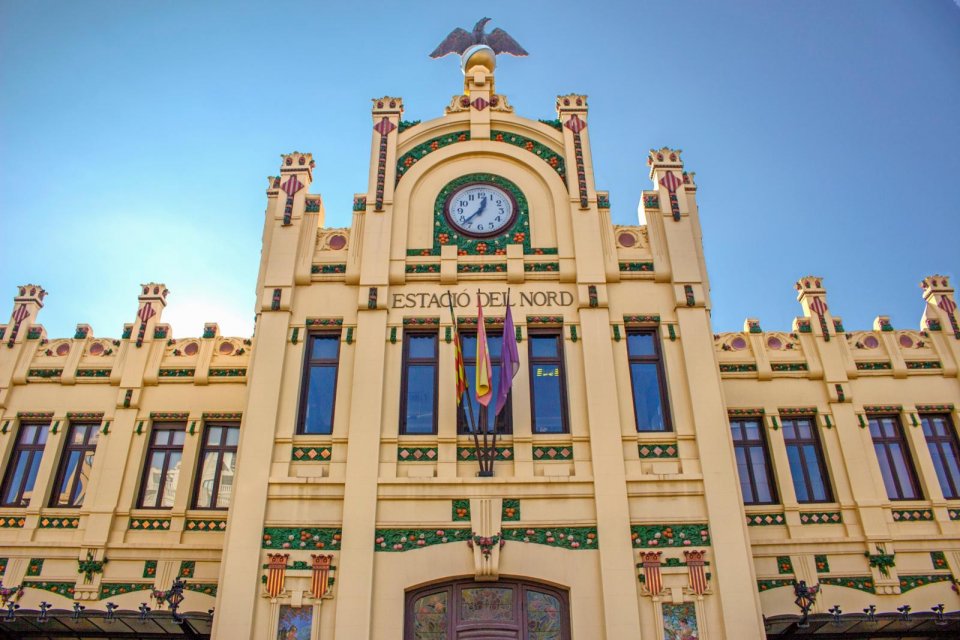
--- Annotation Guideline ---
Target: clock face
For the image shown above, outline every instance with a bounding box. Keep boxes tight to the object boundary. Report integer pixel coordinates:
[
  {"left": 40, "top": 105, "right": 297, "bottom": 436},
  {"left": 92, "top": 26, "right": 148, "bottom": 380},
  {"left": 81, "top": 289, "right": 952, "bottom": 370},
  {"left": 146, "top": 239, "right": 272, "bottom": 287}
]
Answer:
[{"left": 444, "top": 183, "right": 517, "bottom": 238}]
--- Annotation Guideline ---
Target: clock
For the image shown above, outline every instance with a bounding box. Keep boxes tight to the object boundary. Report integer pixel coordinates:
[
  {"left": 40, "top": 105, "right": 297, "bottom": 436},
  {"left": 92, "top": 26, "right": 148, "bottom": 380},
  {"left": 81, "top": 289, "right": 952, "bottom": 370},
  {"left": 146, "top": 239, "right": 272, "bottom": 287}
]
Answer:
[{"left": 443, "top": 182, "right": 517, "bottom": 238}]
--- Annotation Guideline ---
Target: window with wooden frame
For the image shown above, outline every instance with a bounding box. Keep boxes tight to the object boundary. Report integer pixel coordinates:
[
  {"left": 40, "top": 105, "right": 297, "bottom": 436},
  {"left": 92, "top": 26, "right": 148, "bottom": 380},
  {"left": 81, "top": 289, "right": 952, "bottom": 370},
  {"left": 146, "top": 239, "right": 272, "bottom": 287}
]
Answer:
[
  {"left": 50, "top": 422, "right": 99, "bottom": 508},
  {"left": 626, "top": 329, "right": 671, "bottom": 432},
  {"left": 0, "top": 422, "right": 49, "bottom": 507},
  {"left": 193, "top": 423, "right": 239, "bottom": 509},
  {"left": 527, "top": 330, "right": 569, "bottom": 434},
  {"left": 400, "top": 331, "right": 439, "bottom": 435},
  {"left": 869, "top": 415, "right": 922, "bottom": 501},
  {"left": 297, "top": 333, "right": 342, "bottom": 435},
  {"left": 730, "top": 418, "right": 779, "bottom": 505},
  {"left": 138, "top": 423, "right": 186, "bottom": 509},
  {"left": 781, "top": 417, "right": 833, "bottom": 503},
  {"left": 921, "top": 413, "right": 960, "bottom": 500},
  {"left": 458, "top": 330, "right": 512, "bottom": 434}
]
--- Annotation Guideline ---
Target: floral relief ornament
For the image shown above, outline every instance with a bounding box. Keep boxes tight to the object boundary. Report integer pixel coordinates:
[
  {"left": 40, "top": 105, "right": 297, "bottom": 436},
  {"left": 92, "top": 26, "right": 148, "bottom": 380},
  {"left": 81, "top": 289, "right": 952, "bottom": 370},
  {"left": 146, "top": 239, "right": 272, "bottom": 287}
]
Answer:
[{"left": 468, "top": 532, "right": 504, "bottom": 558}]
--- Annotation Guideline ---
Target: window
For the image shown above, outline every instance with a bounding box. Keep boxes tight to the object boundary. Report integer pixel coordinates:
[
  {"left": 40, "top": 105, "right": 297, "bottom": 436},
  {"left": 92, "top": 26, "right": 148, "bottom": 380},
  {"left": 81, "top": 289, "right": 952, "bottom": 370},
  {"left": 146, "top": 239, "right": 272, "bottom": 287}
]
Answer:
[
  {"left": 297, "top": 333, "right": 341, "bottom": 434},
  {"left": 869, "top": 415, "right": 921, "bottom": 501},
  {"left": 138, "top": 424, "right": 186, "bottom": 509},
  {"left": 921, "top": 414, "right": 960, "bottom": 500},
  {"left": 626, "top": 330, "right": 671, "bottom": 432},
  {"left": 50, "top": 423, "right": 99, "bottom": 508},
  {"left": 528, "top": 331, "right": 569, "bottom": 434},
  {"left": 458, "top": 331, "right": 512, "bottom": 434},
  {"left": 731, "top": 418, "right": 778, "bottom": 505},
  {"left": 0, "top": 422, "right": 49, "bottom": 507},
  {"left": 400, "top": 332, "right": 438, "bottom": 434},
  {"left": 193, "top": 423, "right": 239, "bottom": 509},
  {"left": 781, "top": 417, "right": 833, "bottom": 503}
]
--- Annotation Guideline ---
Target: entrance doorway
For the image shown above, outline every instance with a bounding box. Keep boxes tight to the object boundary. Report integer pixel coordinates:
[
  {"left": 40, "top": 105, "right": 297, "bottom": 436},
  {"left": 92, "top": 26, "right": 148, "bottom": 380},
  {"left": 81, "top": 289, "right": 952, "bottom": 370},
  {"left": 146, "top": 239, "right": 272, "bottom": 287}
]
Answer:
[{"left": 404, "top": 578, "right": 569, "bottom": 640}]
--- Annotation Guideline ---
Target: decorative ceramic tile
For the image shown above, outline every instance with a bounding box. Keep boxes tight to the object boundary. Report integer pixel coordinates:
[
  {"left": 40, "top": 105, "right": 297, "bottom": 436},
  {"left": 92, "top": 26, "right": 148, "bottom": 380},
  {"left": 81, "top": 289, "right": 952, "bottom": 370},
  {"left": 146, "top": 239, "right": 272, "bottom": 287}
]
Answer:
[
  {"left": 262, "top": 527, "right": 341, "bottom": 551},
  {"left": 892, "top": 509, "right": 934, "bottom": 522},
  {"left": 503, "top": 527, "right": 596, "bottom": 550},
  {"left": 637, "top": 443, "right": 678, "bottom": 459},
  {"left": 501, "top": 499, "right": 520, "bottom": 522},
  {"left": 457, "top": 446, "right": 513, "bottom": 461},
  {"left": 292, "top": 446, "right": 332, "bottom": 462},
  {"left": 452, "top": 499, "right": 470, "bottom": 522},
  {"left": 38, "top": 516, "right": 80, "bottom": 529},
  {"left": 99, "top": 582, "right": 153, "bottom": 599},
  {"left": 899, "top": 574, "right": 952, "bottom": 593},
  {"left": 532, "top": 445, "right": 573, "bottom": 461},
  {"left": 25, "top": 581, "right": 76, "bottom": 598},
  {"left": 397, "top": 447, "right": 438, "bottom": 462},
  {"left": 374, "top": 528, "right": 470, "bottom": 552},
  {"left": 143, "top": 560, "right": 158, "bottom": 579},
  {"left": 799, "top": 511, "right": 842, "bottom": 525},
  {"left": 128, "top": 518, "right": 171, "bottom": 531},
  {"left": 819, "top": 576, "right": 874, "bottom": 593},
  {"left": 631, "top": 524, "right": 710, "bottom": 547},
  {"left": 746, "top": 513, "right": 785, "bottom": 526},
  {"left": 815, "top": 554, "right": 830, "bottom": 573},
  {"left": 776, "top": 556, "right": 794, "bottom": 575}
]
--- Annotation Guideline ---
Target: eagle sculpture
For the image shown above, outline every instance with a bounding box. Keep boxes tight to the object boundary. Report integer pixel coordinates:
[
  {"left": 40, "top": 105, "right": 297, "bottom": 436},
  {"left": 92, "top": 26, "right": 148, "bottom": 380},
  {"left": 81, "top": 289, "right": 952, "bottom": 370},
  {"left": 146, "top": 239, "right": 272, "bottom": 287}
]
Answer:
[{"left": 429, "top": 18, "right": 528, "bottom": 58}]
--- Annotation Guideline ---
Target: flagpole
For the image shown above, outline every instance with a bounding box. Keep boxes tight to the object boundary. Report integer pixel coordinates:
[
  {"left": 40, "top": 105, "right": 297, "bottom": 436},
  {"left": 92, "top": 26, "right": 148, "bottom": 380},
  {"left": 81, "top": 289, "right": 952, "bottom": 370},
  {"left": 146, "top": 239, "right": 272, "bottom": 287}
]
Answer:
[{"left": 448, "top": 290, "right": 484, "bottom": 473}]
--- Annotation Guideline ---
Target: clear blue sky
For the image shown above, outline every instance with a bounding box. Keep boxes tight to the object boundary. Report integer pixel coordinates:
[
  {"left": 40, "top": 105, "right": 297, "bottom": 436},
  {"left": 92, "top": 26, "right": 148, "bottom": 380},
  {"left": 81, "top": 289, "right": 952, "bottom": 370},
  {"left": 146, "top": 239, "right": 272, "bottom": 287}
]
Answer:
[{"left": 1, "top": 1, "right": 957, "bottom": 338}]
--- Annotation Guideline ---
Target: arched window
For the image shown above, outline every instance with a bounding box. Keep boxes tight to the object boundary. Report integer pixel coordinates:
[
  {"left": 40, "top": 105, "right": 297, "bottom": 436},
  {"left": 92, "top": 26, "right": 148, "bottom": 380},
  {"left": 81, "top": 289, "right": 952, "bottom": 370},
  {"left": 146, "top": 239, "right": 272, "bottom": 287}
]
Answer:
[{"left": 405, "top": 578, "right": 570, "bottom": 640}]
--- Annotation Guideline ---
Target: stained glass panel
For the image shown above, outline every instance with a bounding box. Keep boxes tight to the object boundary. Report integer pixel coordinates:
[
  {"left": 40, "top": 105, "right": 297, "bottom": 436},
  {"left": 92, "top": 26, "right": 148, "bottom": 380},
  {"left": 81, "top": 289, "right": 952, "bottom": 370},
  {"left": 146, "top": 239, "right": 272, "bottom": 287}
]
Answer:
[
  {"left": 662, "top": 602, "right": 699, "bottom": 640},
  {"left": 525, "top": 590, "right": 561, "bottom": 640},
  {"left": 461, "top": 587, "right": 513, "bottom": 622},
  {"left": 413, "top": 591, "right": 447, "bottom": 640}
]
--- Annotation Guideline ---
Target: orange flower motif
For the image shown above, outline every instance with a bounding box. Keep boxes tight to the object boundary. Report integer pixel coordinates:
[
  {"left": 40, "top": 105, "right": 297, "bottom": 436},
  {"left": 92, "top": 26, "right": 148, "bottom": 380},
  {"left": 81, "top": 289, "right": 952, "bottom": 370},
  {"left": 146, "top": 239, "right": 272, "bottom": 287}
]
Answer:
[
  {"left": 404, "top": 157, "right": 414, "bottom": 167},
  {"left": 513, "top": 232, "right": 526, "bottom": 243},
  {"left": 458, "top": 134, "right": 467, "bottom": 141},
  {"left": 430, "top": 141, "right": 439, "bottom": 150},
  {"left": 437, "top": 233, "right": 450, "bottom": 244},
  {"left": 476, "top": 242, "right": 488, "bottom": 254}
]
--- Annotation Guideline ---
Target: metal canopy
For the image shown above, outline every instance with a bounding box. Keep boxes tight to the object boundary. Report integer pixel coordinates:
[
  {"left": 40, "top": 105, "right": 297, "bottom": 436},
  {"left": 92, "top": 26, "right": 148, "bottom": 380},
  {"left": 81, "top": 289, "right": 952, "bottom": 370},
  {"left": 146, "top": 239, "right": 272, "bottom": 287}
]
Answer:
[
  {"left": 765, "top": 611, "right": 960, "bottom": 639},
  {"left": 0, "top": 609, "right": 212, "bottom": 639}
]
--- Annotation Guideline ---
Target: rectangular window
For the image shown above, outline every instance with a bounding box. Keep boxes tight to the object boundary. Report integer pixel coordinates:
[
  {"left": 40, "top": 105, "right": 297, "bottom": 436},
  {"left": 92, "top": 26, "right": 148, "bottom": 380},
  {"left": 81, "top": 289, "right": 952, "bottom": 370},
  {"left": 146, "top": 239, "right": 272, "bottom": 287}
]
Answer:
[
  {"left": 50, "top": 423, "right": 99, "bottom": 508},
  {"left": 781, "top": 417, "right": 833, "bottom": 503},
  {"left": 138, "top": 423, "right": 186, "bottom": 509},
  {"left": 730, "top": 418, "right": 778, "bottom": 505},
  {"left": 400, "top": 332, "right": 438, "bottom": 434},
  {"left": 626, "top": 330, "right": 671, "bottom": 432},
  {"left": 193, "top": 423, "right": 239, "bottom": 509},
  {"left": 459, "top": 331, "right": 512, "bottom": 434},
  {"left": 297, "top": 333, "right": 341, "bottom": 435},
  {"left": 869, "top": 415, "right": 921, "bottom": 501},
  {"left": 0, "top": 422, "right": 49, "bottom": 507},
  {"left": 921, "top": 413, "right": 960, "bottom": 500},
  {"left": 528, "top": 331, "right": 569, "bottom": 434}
]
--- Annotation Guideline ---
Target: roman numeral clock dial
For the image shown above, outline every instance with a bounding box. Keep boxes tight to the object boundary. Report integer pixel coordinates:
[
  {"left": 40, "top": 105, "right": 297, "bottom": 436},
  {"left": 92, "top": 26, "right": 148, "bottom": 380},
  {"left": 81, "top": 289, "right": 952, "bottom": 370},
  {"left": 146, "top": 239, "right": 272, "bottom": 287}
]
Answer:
[{"left": 444, "top": 182, "right": 517, "bottom": 238}]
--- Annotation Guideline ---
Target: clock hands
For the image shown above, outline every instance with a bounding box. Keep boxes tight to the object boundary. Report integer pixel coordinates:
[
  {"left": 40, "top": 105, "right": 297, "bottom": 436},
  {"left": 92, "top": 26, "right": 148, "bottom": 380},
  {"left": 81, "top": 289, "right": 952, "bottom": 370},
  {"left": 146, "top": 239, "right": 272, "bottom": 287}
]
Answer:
[{"left": 462, "top": 196, "right": 488, "bottom": 224}]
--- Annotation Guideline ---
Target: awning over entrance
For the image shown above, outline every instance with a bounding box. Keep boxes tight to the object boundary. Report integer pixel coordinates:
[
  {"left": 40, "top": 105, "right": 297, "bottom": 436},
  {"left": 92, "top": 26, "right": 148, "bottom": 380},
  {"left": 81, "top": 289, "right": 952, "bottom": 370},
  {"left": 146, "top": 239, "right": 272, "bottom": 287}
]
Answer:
[
  {"left": 765, "top": 611, "right": 960, "bottom": 639},
  {"left": 0, "top": 609, "right": 212, "bottom": 639}
]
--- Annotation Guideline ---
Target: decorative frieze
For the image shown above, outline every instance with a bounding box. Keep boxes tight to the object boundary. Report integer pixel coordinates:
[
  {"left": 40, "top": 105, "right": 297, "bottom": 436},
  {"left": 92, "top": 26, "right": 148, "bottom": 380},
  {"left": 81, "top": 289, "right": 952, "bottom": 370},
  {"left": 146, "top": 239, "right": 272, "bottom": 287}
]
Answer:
[
  {"left": 776, "top": 556, "right": 794, "bottom": 575},
  {"left": 630, "top": 524, "right": 711, "bottom": 547},
  {"left": 719, "top": 364, "right": 757, "bottom": 373},
  {"left": 406, "top": 263, "right": 439, "bottom": 274},
  {"left": 905, "top": 361, "right": 942, "bottom": 369},
  {"left": 292, "top": 446, "right": 332, "bottom": 462},
  {"left": 757, "top": 579, "right": 794, "bottom": 591},
  {"left": 185, "top": 519, "right": 227, "bottom": 532},
  {"left": 623, "top": 315, "right": 660, "bottom": 326},
  {"left": 0, "top": 517, "right": 25, "bottom": 528},
  {"left": 150, "top": 412, "right": 188, "bottom": 421},
  {"left": 916, "top": 404, "right": 954, "bottom": 413},
  {"left": 311, "top": 264, "right": 346, "bottom": 275},
  {"left": 27, "top": 368, "right": 63, "bottom": 379},
  {"left": 185, "top": 582, "right": 218, "bottom": 597},
  {"left": 305, "top": 318, "right": 343, "bottom": 328},
  {"left": 128, "top": 518, "right": 171, "bottom": 531},
  {"left": 452, "top": 500, "right": 470, "bottom": 522},
  {"left": 503, "top": 527, "right": 596, "bottom": 550},
  {"left": 209, "top": 368, "right": 246, "bottom": 377},
  {"left": 815, "top": 555, "right": 830, "bottom": 573},
  {"left": 746, "top": 513, "right": 785, "bottom": 527},
  {"left": 75, "top": 369, "right": 111, "bottom": 378},
  {"left": 458, "top": 263, "right": 507, "bottom": 273},
  {"left": 771, "top": 363, "right": 808, "bottom": 372},
  {"left": 526, "top": 316, "right": 564, "bottom": 326},
  {"left": 374, "top": 528, "right": 470, "bottom": 552},
  {"left": 402, "top": 317, "right": 440, "bottom": 328},
  {"left": 397, "top": 447, "right": 438, "bottom": 462},
  {"left": 779, "top": 407, "right": 818, "bottom": 416},
  {"left": 456, "top": 446, "right": 513, "bottom": 461},
  {"left": 532, "top": 445, "right": 573, "bottom": 461},
  {"left": 619, "top": 262, "right": 655, "bottom": 272},
  {"left": 818, "top": 576, "right": 874, "bottom": 593},
  {"left": 262, "top": 527, "right": 342, "bottom": 550},
  {"left": 637, "top": 443, "right": 678, "bottom": 459},
  {"left": 38, "top": 516, "right": 80, "bottom": 529},
  {"left": 799, "top": 511, "right": 842, "bottom": 525},
  {"left": 728, "top": 408, "right": 764, "bottom": 418},
  {"left": 99, "top": 582, "right": 153, "bottom": 599},
  {"left": 502, "top": 499, "right": 520, "bottom": 521},
  {"left": 25, "top": 581, "right": 76, "bottom": 598},
  {"left": 856, "top": 361, "right": 892, "bottom": 371},
  {"left": 891, "top": 509, "right": 934, "bottom": 522},
  {"left": 158, "top": 369, "right": 194, "bottom": 378},
  {"left": 523, "top": 262, "right": 559, "bottom": 272},
  {"left": 898, "top": 574, "right": 952, "bottom": 593}
]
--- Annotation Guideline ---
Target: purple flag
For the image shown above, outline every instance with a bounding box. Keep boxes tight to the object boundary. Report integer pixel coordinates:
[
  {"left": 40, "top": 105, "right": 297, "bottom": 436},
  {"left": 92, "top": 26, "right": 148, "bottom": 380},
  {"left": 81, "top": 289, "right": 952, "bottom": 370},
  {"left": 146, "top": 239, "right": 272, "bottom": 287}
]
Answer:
[{"left": 495, "top": 295, "right": 520, "bottom": 416}]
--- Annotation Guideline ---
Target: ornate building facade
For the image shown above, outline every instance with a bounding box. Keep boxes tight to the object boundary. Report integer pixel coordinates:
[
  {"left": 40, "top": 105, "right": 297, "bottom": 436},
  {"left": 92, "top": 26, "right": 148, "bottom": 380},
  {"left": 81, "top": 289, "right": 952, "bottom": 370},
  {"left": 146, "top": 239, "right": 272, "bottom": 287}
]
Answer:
[{"left": 0, "top": 45, "right": 958, "bottom": 639}]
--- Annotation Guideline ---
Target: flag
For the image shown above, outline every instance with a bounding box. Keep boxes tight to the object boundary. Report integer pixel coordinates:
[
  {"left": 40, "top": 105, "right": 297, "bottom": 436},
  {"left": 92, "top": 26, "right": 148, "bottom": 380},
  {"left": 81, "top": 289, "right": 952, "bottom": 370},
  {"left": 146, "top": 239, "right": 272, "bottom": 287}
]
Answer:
[
  {"left": 475, "top": 299, "right": 492, "bottom": 407},
  {"left": 640, "top": 551, "right": 663, "bottom": 596},
  {"left": 266, "top": 553, "right": 288, "bottom": 598},
  {"left": 495, "top": 294, "right": 519, "bottom": 416},
  {"left": 684, "top": 550, "right": 708, "bottom": 595},
  {"left": 310, "top": 554, "right": 333, "bottom": 599},
  {"left": 448, "top": 294, "right": 468, "bottom": 403}
]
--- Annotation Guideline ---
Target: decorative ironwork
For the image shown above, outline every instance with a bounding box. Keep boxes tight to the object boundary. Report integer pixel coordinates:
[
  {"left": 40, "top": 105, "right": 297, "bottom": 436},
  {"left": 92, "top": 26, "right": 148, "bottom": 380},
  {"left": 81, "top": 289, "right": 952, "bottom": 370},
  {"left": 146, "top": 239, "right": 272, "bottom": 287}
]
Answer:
[
  {"left": 152, "top": 578, "right": 186, "bottom": 623},
  {"left": 793, "top": 580, "right": 820, "bottom": 628}
]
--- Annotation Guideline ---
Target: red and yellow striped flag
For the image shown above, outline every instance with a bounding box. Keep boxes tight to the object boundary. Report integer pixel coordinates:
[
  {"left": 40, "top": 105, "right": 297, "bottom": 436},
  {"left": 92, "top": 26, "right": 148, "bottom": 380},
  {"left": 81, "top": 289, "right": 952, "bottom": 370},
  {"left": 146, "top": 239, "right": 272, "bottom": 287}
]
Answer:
[
  {"left": 448, "top": 295, "right": 467, "bottom": 403},
  {"left": 266, "top": 553, "right": 289, "bottom": 598},
  {"left": 310, "top": 554, "right": 333, "bottom": 599}
]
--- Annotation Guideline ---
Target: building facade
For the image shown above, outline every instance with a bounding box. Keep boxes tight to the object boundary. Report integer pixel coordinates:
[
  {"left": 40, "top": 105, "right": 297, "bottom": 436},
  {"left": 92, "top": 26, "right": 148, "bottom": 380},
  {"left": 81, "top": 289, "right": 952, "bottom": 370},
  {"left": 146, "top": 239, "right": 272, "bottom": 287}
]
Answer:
[{"left": 0, "top": 47, "right": 959, "bottom": 640}]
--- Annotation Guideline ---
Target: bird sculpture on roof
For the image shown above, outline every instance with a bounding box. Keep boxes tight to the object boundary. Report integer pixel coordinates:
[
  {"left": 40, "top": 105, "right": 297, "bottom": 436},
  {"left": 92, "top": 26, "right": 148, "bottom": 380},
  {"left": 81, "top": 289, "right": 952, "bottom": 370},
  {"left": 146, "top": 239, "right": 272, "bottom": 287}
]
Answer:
[{"left": 429, "top": 18, "right": 528, "bottom": 58}]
